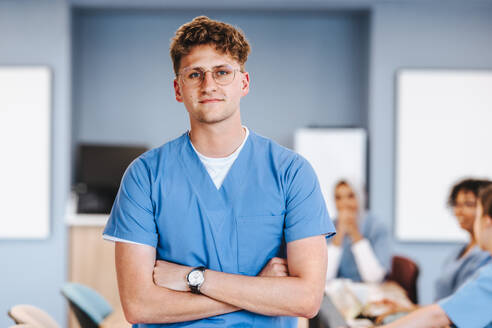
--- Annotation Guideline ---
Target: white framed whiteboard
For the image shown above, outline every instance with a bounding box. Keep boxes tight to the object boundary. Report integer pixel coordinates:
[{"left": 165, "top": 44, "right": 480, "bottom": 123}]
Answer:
[
  {"left": 0, "top": 66, "right": 51, "bottom": 239},
  {"left": 294, "top": 128, "right": 367, "bottom": 218},
  {"left": 395, "top": 69, "right": 492, "bottom": 242}
]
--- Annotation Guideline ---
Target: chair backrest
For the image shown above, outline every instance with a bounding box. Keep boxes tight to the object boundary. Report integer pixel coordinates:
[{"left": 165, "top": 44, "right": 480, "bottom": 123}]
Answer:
[
  {"left": 386, "top": 255, "right": 420, "bottom": 304},
  {"left": 8, "top": 304, "right": 60, "bottom": 328},
  {"left": 61, "top": 283, "right": 113, "bottom": 328}
]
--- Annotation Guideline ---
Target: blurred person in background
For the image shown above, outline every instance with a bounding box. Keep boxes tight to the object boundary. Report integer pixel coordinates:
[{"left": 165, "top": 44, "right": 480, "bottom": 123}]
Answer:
[
  {"left": 326, "top": 179, "right": 391, "bottom": 283},
  {"left": 434, "top": 178, "right": 492, "bottom": 301},
  {"left": 382, "top": 183, "right": 492, "bottom": 328}
]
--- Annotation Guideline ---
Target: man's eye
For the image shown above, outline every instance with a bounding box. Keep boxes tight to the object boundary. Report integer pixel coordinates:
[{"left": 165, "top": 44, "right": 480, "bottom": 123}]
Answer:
[
  {"left": 216, "top": 70, "right": 230, "bottom": 76},
  {"left": 188, "top": 72, "right": 201, "bottom": 79}
]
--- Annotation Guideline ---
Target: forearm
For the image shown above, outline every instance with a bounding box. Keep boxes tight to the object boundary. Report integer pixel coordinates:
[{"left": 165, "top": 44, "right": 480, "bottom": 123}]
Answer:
[
  {"left": 151, "top": 236, "right": 327, "bottom": 320},
  {"left": 121, "top": 283, "right": 240, "bottom": 324},
  {"left": 382, "top": 304, "right": 451, "bottom": 328},
  {"left": 115, "top": 242, "right": 240, "bottom": 325},
  {"left": 200, "top": 270, "right": 321, "bottom": 318}
]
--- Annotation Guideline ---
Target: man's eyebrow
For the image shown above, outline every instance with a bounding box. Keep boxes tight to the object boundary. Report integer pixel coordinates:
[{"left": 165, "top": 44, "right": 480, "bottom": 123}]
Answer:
[
  {"left": 213, "top": 64, "right": 231, "bottom": 69},
  {"left": 183, "top": 64, "right": 232, "bottom": 71}
]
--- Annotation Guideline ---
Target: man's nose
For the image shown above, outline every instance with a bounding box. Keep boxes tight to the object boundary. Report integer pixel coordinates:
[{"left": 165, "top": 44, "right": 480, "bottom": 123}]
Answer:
[{"left": 201, "top": 71, "right": 217, "bottom": 91}]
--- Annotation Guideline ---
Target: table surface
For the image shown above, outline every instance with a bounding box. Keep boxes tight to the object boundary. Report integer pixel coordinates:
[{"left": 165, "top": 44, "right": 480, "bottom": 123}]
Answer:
[{"left": 320, "top": 280, "right": 417, "bottom": 328}]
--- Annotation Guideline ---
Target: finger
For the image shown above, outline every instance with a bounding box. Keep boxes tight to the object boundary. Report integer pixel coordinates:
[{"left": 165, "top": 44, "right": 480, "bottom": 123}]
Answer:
[
  {"left": 272, "top": 263, "right": 286, "bottom": 270},
  {"left": 278, "top": 266, "right": 289, "bottom": 276},
  {"left": 270, "top": 257, "right": 287, "bottom": 264},
  {"left": 278, "top": 268, "right": 288, "bottom": 276},
  {"left": 274, "top": 264, "right": 289, "bottom": 276}
]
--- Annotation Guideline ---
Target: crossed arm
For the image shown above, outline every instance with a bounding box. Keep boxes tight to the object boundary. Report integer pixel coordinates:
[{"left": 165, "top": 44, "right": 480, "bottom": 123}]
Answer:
[{"left": 116, "top": 235, "right": 327, "bottom": 324}]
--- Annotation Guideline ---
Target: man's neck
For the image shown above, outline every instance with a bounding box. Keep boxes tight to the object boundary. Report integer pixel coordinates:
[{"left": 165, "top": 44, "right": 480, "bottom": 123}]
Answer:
[{"left": 189, "top": 119, "right": 246, "bottom": 158}]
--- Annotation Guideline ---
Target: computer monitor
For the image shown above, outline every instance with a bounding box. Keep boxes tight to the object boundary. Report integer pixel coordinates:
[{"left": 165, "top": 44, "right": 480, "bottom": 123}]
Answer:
[{"left": 75, "top": 143, "right": 148, "bottom": 214}]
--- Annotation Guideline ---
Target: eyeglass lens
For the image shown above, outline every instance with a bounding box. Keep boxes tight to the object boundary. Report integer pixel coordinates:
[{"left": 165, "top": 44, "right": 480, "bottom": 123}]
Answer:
[{"left": 181, "top": 66, "right": 237, "bottom": 86}]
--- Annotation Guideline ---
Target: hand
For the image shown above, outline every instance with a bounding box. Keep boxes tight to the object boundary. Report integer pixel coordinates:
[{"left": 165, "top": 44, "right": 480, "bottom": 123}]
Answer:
[
  {"left": 258, "top": 257, "right": 289, "bottom": 277},
  {"left": 332, "top": 209, "right": 354, "bottom": 246},
  {"left": 153, "top": 260, "right": 191, "bottom": 292},
  {"left": 338, "top": 208, "right": 357, "bottom": 226},
  {"left": 332, "top": 222, "right": 346, "bottom": 246},
  {"left": 338, "top": 209, "right": 362, "bottom": 243}
]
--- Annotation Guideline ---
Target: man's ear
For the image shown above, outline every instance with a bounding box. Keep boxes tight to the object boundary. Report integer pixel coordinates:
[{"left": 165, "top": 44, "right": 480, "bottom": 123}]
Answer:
[
  {"left": 240, "top": 72, "right": 250, "bottom": 97},
  {"left": 174, "top": 79, "right": 183, "bottom": 102}
]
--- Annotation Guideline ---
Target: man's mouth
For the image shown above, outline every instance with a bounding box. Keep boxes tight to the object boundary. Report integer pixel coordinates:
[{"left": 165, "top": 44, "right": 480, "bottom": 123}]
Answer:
[{"left": 199, "top": 98, "right": 224, "bottom": 104}]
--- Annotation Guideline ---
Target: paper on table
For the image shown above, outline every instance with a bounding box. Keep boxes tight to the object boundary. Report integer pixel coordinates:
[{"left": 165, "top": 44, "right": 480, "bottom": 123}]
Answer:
[
  {"left": 325, "top": 280, "right": 416, "bottom": 320},
  {"left": 325, "top": 279, "right": 363, "bottom": 320}
]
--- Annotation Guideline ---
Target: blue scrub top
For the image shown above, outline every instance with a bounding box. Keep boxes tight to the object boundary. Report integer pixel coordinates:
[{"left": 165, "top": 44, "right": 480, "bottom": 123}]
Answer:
[
  {"left": 104, "top": 131, "right": 335, "bottom": 328},
  {"left": 435, "top": 245, "right": 492, "bottom": 301},
  {"left": 439, "top": 263, "right": 492, "bottom": 328},
  {"left": 332, "top": 214, "right": 391, "bottom": 282}
]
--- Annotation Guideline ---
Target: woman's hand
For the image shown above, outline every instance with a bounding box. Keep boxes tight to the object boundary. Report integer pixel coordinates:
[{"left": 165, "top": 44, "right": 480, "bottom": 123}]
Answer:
[
  {"left": 332, "top": 220, "right": 346, "bottom": 246},
  {"left": 337, "top": 209, "right": 363, "bottom": 244}
]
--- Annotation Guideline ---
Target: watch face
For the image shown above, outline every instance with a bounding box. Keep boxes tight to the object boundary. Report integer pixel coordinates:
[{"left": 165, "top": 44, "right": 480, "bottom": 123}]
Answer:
[{"left": 188, "top": 270, "right": 204, "bottom": 286}]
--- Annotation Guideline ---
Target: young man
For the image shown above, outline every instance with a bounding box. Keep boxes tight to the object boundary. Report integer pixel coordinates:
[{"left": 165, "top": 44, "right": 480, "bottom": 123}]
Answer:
[
  {"left": 103, "top": 16, "right": 335, "bottom": 327},
  {"left": 381, "top": 183, "right": 492, "bottom": 328}
]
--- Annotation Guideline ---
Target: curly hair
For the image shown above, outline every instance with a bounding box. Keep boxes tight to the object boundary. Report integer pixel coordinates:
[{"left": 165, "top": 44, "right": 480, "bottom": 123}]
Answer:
[
  {"left": 170, "top": 16, "right": 251, "bottom": 76},
  {"left": 447, "top": 178, "right": 491, "bottom": 207},
  {"left": 479, "top": 184, "right": 492, "bottom": 218}
]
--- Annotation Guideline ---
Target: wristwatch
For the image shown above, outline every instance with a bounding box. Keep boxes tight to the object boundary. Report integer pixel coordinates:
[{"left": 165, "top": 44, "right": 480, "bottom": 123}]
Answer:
[{"left": 187, "top": 266, "right": 206, "bottom": 294}]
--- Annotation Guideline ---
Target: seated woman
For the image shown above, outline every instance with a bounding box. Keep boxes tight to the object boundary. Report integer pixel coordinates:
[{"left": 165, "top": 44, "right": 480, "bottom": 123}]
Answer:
[
  {"left": 326, "top": 179, "right": 391, "bottom": 283},
  {"left": 435, "top": 178, "right": 492, "bottom": 300},
  {"left": 381, "top": 184, "right": 492, "bottom": 328}
]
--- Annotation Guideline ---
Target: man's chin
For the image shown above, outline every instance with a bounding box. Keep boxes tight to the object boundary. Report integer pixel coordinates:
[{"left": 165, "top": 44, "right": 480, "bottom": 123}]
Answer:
[
  {"left": 194, "top": 110, "right": 236, "bottom": 125},
  {"left": 197, "top": 116, "right": 229, "bottom": 124}
]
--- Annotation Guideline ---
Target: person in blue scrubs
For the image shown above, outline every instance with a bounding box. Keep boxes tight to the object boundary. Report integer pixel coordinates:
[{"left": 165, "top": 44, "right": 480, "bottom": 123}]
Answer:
[
  {"left": 381, "top": 183, "right": 492, "bottom": 328},
  {"left": 326, "top": 179, "right": 391, "bottom": 283},
  {"left": 103, "top": 16, "right": 335, "bottom": 328},
  {"left": 435, "top": 179, "right": 492, "bottom": 301}
]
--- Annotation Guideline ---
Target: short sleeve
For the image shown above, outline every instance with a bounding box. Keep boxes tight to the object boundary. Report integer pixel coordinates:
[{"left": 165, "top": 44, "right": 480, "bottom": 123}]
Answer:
[
  {"left": 439, "top": 264, "right": 492, "bottom": 328},
  {"left": 103, "top": 157, "right": 158, "bottom": 247},
  {"left": 455, "top": 250, "right": 492, "bottom": 292},
  {"left": 283, "top": 156, "right": 335, "bottom": 243}
]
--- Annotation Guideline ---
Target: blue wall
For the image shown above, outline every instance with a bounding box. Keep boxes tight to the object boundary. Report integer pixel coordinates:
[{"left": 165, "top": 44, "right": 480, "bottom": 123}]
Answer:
[
  {"left": 72, "top": 10, "right": 369, "bottom": 149},
  {"left": 2, "top": 2, "right": 492, "bottom": 327},
  {"left": 0, "top": 1, "right": 71, "bottom": 327},
  {"left": 369, "top": 3, "right": 492, "bottom": 304}
]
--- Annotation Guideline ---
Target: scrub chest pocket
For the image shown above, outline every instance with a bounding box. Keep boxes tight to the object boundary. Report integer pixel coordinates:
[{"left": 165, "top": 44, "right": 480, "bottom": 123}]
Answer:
[{"left": 236, "top": 214, "right": 285, "bottom": 276}]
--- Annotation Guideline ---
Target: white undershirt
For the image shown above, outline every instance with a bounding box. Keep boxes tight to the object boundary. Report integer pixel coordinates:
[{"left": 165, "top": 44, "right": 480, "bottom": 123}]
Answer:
[
  {"left": 103, "top": 127, "right": 249, "bottom": 245},
  {"left": 190, "top": 126, "right": 249, "bottom": 189}
]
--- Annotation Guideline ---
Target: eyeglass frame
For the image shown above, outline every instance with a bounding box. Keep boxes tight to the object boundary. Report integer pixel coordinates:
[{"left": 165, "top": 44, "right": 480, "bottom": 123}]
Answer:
[{"left": 176, "top": 65, "right": 243, "bottom": 86}]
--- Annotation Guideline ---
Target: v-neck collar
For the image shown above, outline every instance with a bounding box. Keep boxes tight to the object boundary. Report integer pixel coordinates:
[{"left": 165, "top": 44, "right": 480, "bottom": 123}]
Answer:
[
  {"left": 177, "top": 130, "right": 254, "bottom": 215},
  {"left": 184, "top": 130, "right": 251, "bottom": 190}
]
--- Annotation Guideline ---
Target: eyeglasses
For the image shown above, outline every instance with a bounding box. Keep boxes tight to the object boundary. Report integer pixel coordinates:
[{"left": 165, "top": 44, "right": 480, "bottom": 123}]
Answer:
[{"left": 177, "top": 65, "right": 240, "bottom": 87}]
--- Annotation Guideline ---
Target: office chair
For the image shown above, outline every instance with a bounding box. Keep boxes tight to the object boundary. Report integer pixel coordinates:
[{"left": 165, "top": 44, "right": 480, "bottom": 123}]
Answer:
[
  {"left": 8, "top": 304, "right": 60, "bottom": 328},
  {"left": 386, "top": 255, "right": 420, "bottom": 304},
  {"left": 61, "top": 282, "right": 113, "bottom": 328}
]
